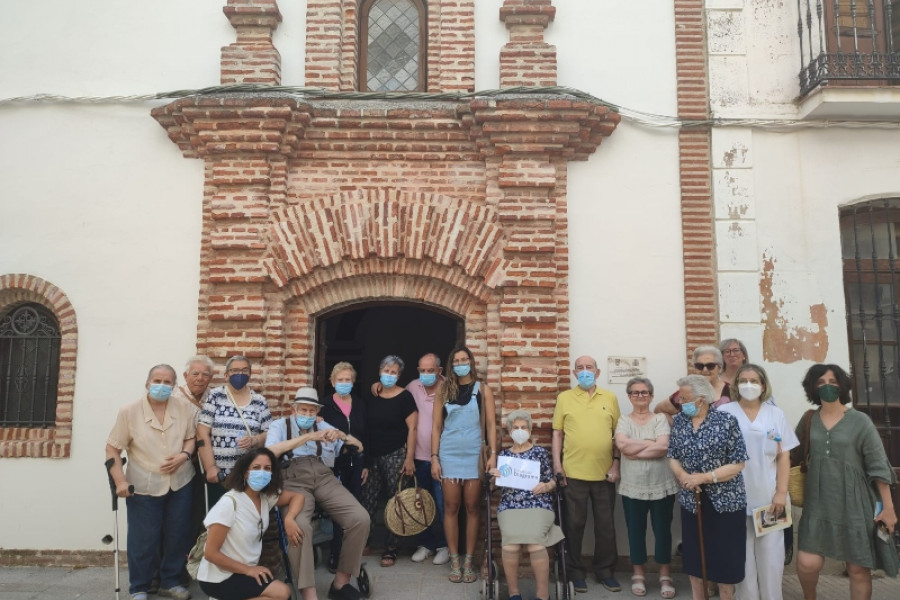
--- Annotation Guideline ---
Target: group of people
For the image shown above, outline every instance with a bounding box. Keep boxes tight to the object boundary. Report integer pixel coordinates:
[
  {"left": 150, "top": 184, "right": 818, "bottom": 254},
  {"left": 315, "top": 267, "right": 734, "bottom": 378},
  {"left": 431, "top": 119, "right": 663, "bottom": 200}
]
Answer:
[{"left": 105, "top": 340, "right": 899, "bottom": 600}]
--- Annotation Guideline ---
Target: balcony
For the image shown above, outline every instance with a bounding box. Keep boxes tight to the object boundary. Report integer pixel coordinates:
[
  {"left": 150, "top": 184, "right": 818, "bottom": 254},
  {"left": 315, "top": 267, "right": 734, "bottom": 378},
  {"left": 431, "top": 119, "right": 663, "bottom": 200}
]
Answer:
[{"left": 798, "top": 0, "right": 900, "bottom": 117}]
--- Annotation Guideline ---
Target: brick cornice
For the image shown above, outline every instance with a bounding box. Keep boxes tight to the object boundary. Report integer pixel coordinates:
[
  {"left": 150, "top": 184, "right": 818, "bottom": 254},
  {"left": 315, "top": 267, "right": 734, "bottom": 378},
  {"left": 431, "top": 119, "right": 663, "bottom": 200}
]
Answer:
[
  {"left": 151, "top": 93, "right": 620, "bottom": 162},
  {"left": 469, "top": 96, "right": 620, "bottom": 160}
]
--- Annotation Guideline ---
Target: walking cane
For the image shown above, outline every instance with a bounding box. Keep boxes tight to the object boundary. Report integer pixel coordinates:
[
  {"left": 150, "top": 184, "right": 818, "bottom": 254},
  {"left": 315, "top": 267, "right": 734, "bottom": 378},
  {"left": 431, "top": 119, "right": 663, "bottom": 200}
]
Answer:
[
  {"left": 103, "top": 457, "right": 134, "bottom": 600},
  {"left": 695, "top": 488, "right": 709, "bottom": 600}
]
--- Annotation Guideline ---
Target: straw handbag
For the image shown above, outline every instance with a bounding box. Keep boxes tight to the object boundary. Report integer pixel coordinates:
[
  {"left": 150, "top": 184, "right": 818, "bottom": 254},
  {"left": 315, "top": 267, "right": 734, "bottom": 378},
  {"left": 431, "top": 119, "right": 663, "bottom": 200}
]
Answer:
[
  {"left": 788, "top": 410, "right": 814, "bottom": 508},
  {"left": 384, "top": 474, "right": 436, "bottom": 537}
]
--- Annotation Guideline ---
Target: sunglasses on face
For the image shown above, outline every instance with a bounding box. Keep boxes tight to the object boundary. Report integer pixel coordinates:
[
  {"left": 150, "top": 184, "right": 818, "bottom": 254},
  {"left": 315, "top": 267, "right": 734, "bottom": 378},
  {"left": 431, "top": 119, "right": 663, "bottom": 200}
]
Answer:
[{"left": 694, "top": 362, "right": 719, "bottom": 372}]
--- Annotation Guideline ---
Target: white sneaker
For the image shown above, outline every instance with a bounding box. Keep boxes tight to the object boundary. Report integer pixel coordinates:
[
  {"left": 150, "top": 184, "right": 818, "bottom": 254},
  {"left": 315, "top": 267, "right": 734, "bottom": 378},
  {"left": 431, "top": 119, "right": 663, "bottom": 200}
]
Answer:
[
  {"left": 432, "top": 547, "right": 450, "bottom": 565},
  {"left": 411, "top": 546, "right": 434, "bottom": 563}
]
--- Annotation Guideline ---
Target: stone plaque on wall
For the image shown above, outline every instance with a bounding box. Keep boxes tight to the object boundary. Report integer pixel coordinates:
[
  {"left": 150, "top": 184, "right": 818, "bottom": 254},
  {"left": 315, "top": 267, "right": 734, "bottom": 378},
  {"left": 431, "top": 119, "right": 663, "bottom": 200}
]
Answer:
[{"left": 607, "top": 356, "right": 647, "bottom": 384}]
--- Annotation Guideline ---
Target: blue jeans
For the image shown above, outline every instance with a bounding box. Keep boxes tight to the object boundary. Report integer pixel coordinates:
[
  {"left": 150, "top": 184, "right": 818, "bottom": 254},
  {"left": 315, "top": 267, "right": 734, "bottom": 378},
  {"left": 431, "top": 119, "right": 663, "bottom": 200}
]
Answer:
[
  {"left": 126, "top": 484, "right": 192, "bottom": 594},
  {"left": 414, "top": 459, "right": 446, "bottom": 550}
]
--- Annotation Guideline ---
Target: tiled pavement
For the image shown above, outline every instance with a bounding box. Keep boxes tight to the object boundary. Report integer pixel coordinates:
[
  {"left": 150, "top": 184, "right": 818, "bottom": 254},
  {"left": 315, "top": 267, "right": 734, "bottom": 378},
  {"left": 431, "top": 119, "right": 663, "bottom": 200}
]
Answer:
[{"left": 2, "top": 551, "right": 900, "bottom": 600}]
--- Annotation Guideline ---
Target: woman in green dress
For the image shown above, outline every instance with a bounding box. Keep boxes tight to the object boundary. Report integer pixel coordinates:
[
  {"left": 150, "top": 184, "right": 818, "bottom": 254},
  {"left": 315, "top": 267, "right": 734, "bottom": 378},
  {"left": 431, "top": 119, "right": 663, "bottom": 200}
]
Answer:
[{"left": 795, "top": 364, "right": 898, "bottom": 600}]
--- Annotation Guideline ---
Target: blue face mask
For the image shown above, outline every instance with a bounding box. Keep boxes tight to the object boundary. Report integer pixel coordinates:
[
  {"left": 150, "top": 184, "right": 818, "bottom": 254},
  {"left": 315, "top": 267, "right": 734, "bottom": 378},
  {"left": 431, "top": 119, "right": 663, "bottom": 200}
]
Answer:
[
  {"left": 419, "top": 373, "right": 437, "bottom": 387},
  {"left": 452, "top": 364, "right": 471, "bottom": 377},
  {"left": 380, "top": 374, "right": 398, "bottom": 388},
  {"left": 148, "top": 384, "right": 173, "bottom": 401},
  {"left": 576, "top": 370, "right": 595, "bottom": 390},
  {"left": 335, "top": 382, "right": 353, "bottom": 396},
  {"left": 229, "top": 373, "right": 250, "bottom": 390},
  {"left": 295, "top": 415, "right": 316, "bottom": 430},
  {"left": 247, "top": 470, "right": 272, "bottom": 492},
  {"left": 681, "top": 400, "right": 700, "bottom": 418}
]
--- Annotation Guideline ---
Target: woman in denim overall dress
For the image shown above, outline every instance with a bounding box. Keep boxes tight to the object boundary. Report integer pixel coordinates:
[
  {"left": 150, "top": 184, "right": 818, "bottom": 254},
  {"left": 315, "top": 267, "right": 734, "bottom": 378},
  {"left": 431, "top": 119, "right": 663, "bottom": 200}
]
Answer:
[{"left": 431, "top": 345, "right": 498, "bottom": 583}]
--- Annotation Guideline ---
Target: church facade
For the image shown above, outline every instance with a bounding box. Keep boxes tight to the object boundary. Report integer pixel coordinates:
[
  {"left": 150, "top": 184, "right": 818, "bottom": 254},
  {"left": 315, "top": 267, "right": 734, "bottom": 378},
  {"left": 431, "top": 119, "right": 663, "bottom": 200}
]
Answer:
[{"left": 1, "top": 0, "right": 898, "bottom": 558}]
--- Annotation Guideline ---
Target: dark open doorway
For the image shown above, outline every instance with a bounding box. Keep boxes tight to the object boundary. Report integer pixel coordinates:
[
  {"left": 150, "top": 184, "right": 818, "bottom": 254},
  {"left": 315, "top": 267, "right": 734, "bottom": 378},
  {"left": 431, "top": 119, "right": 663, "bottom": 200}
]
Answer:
[{"left": 314, "top": 303, "right": 464, "bottom": 397}]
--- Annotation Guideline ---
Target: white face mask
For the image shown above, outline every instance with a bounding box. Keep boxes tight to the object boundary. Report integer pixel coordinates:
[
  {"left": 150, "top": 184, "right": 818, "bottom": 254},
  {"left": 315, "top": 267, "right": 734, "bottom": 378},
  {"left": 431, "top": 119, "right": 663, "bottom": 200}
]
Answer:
[
  {"left": 510, "top": 429, "right": 530, "bottom": 445},
  {"left": 738, "top": 382, "right": 762, "bottom": 401}
]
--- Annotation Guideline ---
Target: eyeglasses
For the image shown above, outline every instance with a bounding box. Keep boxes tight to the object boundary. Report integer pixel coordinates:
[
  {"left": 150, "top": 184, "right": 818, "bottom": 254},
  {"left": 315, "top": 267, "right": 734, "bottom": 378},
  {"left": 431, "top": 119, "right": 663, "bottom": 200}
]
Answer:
[
  {"left": 627, "top": 390, "right": 651, "bottom": 397},
  {"left": 188, "top": 370, "right": 213, "bottom": 378},
  {"left": 723, "top": 348, "right": 744, "bottom": 355},
  {"left": 257, "top": 518, "right": 264, "bottom": 542},
  {"left": 694, "top": 362, "right": 719, "bottom": 372},
  {"left": 227, "top": 368, "right": 251, "bottom": 375}
]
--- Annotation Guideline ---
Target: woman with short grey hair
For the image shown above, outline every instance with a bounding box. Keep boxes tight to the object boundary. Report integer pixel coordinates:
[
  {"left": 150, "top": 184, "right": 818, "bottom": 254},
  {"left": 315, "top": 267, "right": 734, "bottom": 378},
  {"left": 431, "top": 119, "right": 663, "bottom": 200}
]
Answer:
[
  {"left": 361, "top": 354, "right": 418, "bottom": 567},
  {"left": 615, "top": 377, "right": 677, "bottom": 597},
  {"left": 667, "top": 374, "right": 748, "bottom": 600},
  {"left": 489, "top": 408, "right": 563, "bottom": 600},
  {"left": 718, "top": 339, "right": 748, "bottom": 385},
  {"left": 656, "top": 347, "right": 731, "bottom": 423}
]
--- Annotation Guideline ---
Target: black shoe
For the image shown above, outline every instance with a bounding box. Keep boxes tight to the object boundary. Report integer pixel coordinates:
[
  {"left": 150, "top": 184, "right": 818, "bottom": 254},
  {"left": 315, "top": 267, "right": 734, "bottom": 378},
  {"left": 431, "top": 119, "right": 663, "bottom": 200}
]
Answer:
[
  {"left": 598, "top": 575, "right": 621, "bottom": 592},
  {"left": 328, "top": 583, "right": 361, "bottom": 600}
]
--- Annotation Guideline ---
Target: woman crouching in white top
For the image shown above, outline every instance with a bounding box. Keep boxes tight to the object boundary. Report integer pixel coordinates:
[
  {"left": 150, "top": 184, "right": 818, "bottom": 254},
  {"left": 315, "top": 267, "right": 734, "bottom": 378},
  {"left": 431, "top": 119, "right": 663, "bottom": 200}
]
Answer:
[{"left": 198, "top": 447, "right": 304, "bottom": 600}]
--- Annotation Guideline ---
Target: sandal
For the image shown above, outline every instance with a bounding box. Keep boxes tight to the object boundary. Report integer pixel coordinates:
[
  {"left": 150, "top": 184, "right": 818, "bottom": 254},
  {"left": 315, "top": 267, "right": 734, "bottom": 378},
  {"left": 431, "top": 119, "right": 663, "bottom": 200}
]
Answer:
[
  {"left": 448, "top": 554, "right": 462, "bottom": 583},
  {"left": 462, "top": 553, "right": 477, "bottom": 583},
  {"left": 380, "top": 548, "right": 397, "bottom": 568},
  {"left": 659, "top": 576, "right": 675, "bottom": 599},
  {"left": 631, "top": 575, "right": 646, "bottom": 597}
]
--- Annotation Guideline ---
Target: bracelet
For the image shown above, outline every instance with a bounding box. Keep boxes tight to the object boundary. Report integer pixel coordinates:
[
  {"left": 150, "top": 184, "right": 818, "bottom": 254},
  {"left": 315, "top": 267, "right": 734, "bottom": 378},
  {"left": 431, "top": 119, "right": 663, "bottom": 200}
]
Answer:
[
  {"left": 711, "top": 469, "right": 718, "bottom": 484},
  {"left": 431, "top": 453, "right": 439, "bottom": 457},
  {"left": 612, "top": 457, "right": 620, "bottom": 461},
  {"left": 181, "top": 450, "right": 191, "bottom": 460}
]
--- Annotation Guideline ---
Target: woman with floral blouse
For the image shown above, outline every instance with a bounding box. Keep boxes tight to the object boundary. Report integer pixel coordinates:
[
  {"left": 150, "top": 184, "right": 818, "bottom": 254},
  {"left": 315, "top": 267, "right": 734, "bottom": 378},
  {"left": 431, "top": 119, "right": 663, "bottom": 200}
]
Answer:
[
  {"left": 667, "top": 375, "right": 748, "bottom": 600},
  {"left": 489, "top": 409, "right": 564, "bottom": 600}
]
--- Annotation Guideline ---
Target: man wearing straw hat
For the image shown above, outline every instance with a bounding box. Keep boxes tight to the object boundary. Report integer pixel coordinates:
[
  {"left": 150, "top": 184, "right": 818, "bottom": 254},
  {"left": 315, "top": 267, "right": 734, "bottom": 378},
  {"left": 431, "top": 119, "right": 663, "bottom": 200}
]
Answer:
[{"left": 266, "top": 387, "right": 368, "bottom": 600}]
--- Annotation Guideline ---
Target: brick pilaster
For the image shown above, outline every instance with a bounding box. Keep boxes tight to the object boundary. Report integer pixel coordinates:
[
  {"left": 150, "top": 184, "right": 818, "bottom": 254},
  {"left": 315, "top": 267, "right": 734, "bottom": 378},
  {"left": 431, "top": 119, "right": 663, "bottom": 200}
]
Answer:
[
  {"left": 498, "top": 0, "right": 557, "bottom": 88},
  {"left": 675, "top": 0, "right": 718, "bottom": 358},
  {"left": 221, "top": 0, "right": 283, "bottom": 85}
]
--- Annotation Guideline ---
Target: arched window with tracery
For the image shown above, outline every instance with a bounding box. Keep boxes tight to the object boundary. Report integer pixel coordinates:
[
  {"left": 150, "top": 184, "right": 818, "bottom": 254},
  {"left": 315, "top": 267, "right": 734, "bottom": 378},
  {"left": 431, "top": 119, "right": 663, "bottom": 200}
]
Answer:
[
  {"left": 359, "top": 0, "right": 427, "bottom": 92},
  {"left": 0, "top": 303, "right": 61, "bottom": 427}
]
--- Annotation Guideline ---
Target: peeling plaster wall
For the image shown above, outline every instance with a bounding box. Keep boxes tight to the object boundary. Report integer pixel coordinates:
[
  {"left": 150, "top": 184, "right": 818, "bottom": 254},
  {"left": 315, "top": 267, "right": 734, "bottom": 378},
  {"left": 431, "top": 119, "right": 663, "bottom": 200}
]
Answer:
[{"left": 707, "top": 2, "right": 900, "bottom": 424}]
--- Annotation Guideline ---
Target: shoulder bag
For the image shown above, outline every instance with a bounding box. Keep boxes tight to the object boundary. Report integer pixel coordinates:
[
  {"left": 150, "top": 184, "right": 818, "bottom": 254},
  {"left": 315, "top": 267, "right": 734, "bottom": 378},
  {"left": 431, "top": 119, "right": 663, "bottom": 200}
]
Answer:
[
  {"left": 788, "top": 409, "right": 815, "bottom": 507},
  {"left": 384, "top": 473, "right": 436, "bottom": 537}
]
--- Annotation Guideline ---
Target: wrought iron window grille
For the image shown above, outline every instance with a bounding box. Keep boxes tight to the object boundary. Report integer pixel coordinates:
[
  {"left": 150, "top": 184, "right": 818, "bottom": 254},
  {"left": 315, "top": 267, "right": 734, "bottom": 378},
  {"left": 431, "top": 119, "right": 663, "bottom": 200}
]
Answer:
[
  {"left": 0, "top": 303, "right": 61, "bottom": 428},
  {"left": 797, "top": 0, "right": 900, "bottom": 96}
]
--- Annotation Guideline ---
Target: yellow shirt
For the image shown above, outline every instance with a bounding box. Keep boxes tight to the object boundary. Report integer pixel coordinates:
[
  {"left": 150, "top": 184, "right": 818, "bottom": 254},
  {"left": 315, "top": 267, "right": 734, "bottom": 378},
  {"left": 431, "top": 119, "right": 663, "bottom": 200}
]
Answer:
[
  {"left": 107, "top": 395, "right": 197, "bottom": 496},
  {"left": 552, "top": 385, "right": 620, "bottom": 481}
]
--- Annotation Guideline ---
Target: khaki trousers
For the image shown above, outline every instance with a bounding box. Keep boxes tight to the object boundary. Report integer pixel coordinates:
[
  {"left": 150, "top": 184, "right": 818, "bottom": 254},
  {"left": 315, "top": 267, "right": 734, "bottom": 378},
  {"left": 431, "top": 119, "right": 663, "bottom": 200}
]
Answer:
[{"left": 283, "top": 456, "right": 371, "bottom": 589}]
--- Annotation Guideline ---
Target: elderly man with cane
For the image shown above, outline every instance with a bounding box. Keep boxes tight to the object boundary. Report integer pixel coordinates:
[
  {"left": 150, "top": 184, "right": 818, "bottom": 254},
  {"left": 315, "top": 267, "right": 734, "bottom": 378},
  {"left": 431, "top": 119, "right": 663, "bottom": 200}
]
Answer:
[{"left": 667, "top": 374, "right": 748, "bottom": 600}]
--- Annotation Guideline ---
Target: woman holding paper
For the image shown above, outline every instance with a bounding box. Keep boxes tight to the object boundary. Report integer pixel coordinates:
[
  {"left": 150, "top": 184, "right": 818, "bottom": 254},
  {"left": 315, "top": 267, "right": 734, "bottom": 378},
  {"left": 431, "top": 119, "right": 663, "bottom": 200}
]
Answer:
[
  {"left": 489, "top": 409, "right": 564, "bottom": 600},
  {"left": 719, "top": 364, "right": 797, "bottom": 600}
]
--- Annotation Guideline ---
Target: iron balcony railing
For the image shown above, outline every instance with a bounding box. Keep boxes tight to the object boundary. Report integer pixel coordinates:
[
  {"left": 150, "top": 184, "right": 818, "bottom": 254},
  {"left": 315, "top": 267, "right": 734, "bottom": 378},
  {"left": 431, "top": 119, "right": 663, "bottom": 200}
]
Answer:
[{"left": 798, "top": 0, "right": 900, "bottom": 96}]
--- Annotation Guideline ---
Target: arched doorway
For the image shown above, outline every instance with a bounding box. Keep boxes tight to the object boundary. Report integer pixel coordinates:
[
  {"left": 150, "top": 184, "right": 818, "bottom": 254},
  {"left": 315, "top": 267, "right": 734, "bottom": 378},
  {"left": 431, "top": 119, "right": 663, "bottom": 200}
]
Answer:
[{"left": 314, "top": 303, "right": 464, "bottom": 396}]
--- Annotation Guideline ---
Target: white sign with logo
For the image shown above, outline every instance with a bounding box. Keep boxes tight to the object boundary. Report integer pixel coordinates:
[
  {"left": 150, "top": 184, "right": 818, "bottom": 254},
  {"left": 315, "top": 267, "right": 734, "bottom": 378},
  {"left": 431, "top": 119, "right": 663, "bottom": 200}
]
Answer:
[{"left": 496, "top": 455, "right": 541, "bottom": 491}]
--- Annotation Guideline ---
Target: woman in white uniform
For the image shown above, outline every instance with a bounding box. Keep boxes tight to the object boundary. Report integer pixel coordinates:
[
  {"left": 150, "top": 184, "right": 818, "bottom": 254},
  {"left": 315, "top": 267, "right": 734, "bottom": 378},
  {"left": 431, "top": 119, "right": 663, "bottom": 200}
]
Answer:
[{"left": 719, "top": 364, "right": 798, "bottom": 600}]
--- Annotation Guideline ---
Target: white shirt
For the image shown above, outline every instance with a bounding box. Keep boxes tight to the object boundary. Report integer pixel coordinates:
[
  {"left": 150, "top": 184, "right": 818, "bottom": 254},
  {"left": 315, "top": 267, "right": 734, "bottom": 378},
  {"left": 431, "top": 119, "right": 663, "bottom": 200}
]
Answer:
[
  {"left": 719, "top": 402, "right": 799, "bottom": 514},
  {"left": 198, "top": 491, "right": 278, "bottom": 583}
]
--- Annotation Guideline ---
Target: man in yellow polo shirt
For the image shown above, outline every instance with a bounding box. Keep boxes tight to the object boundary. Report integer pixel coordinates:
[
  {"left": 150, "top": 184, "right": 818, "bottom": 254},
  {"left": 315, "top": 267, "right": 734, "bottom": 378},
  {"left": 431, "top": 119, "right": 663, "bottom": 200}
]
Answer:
[{"left": 552, "top": 355, "right": 621, "bottom": 593}]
